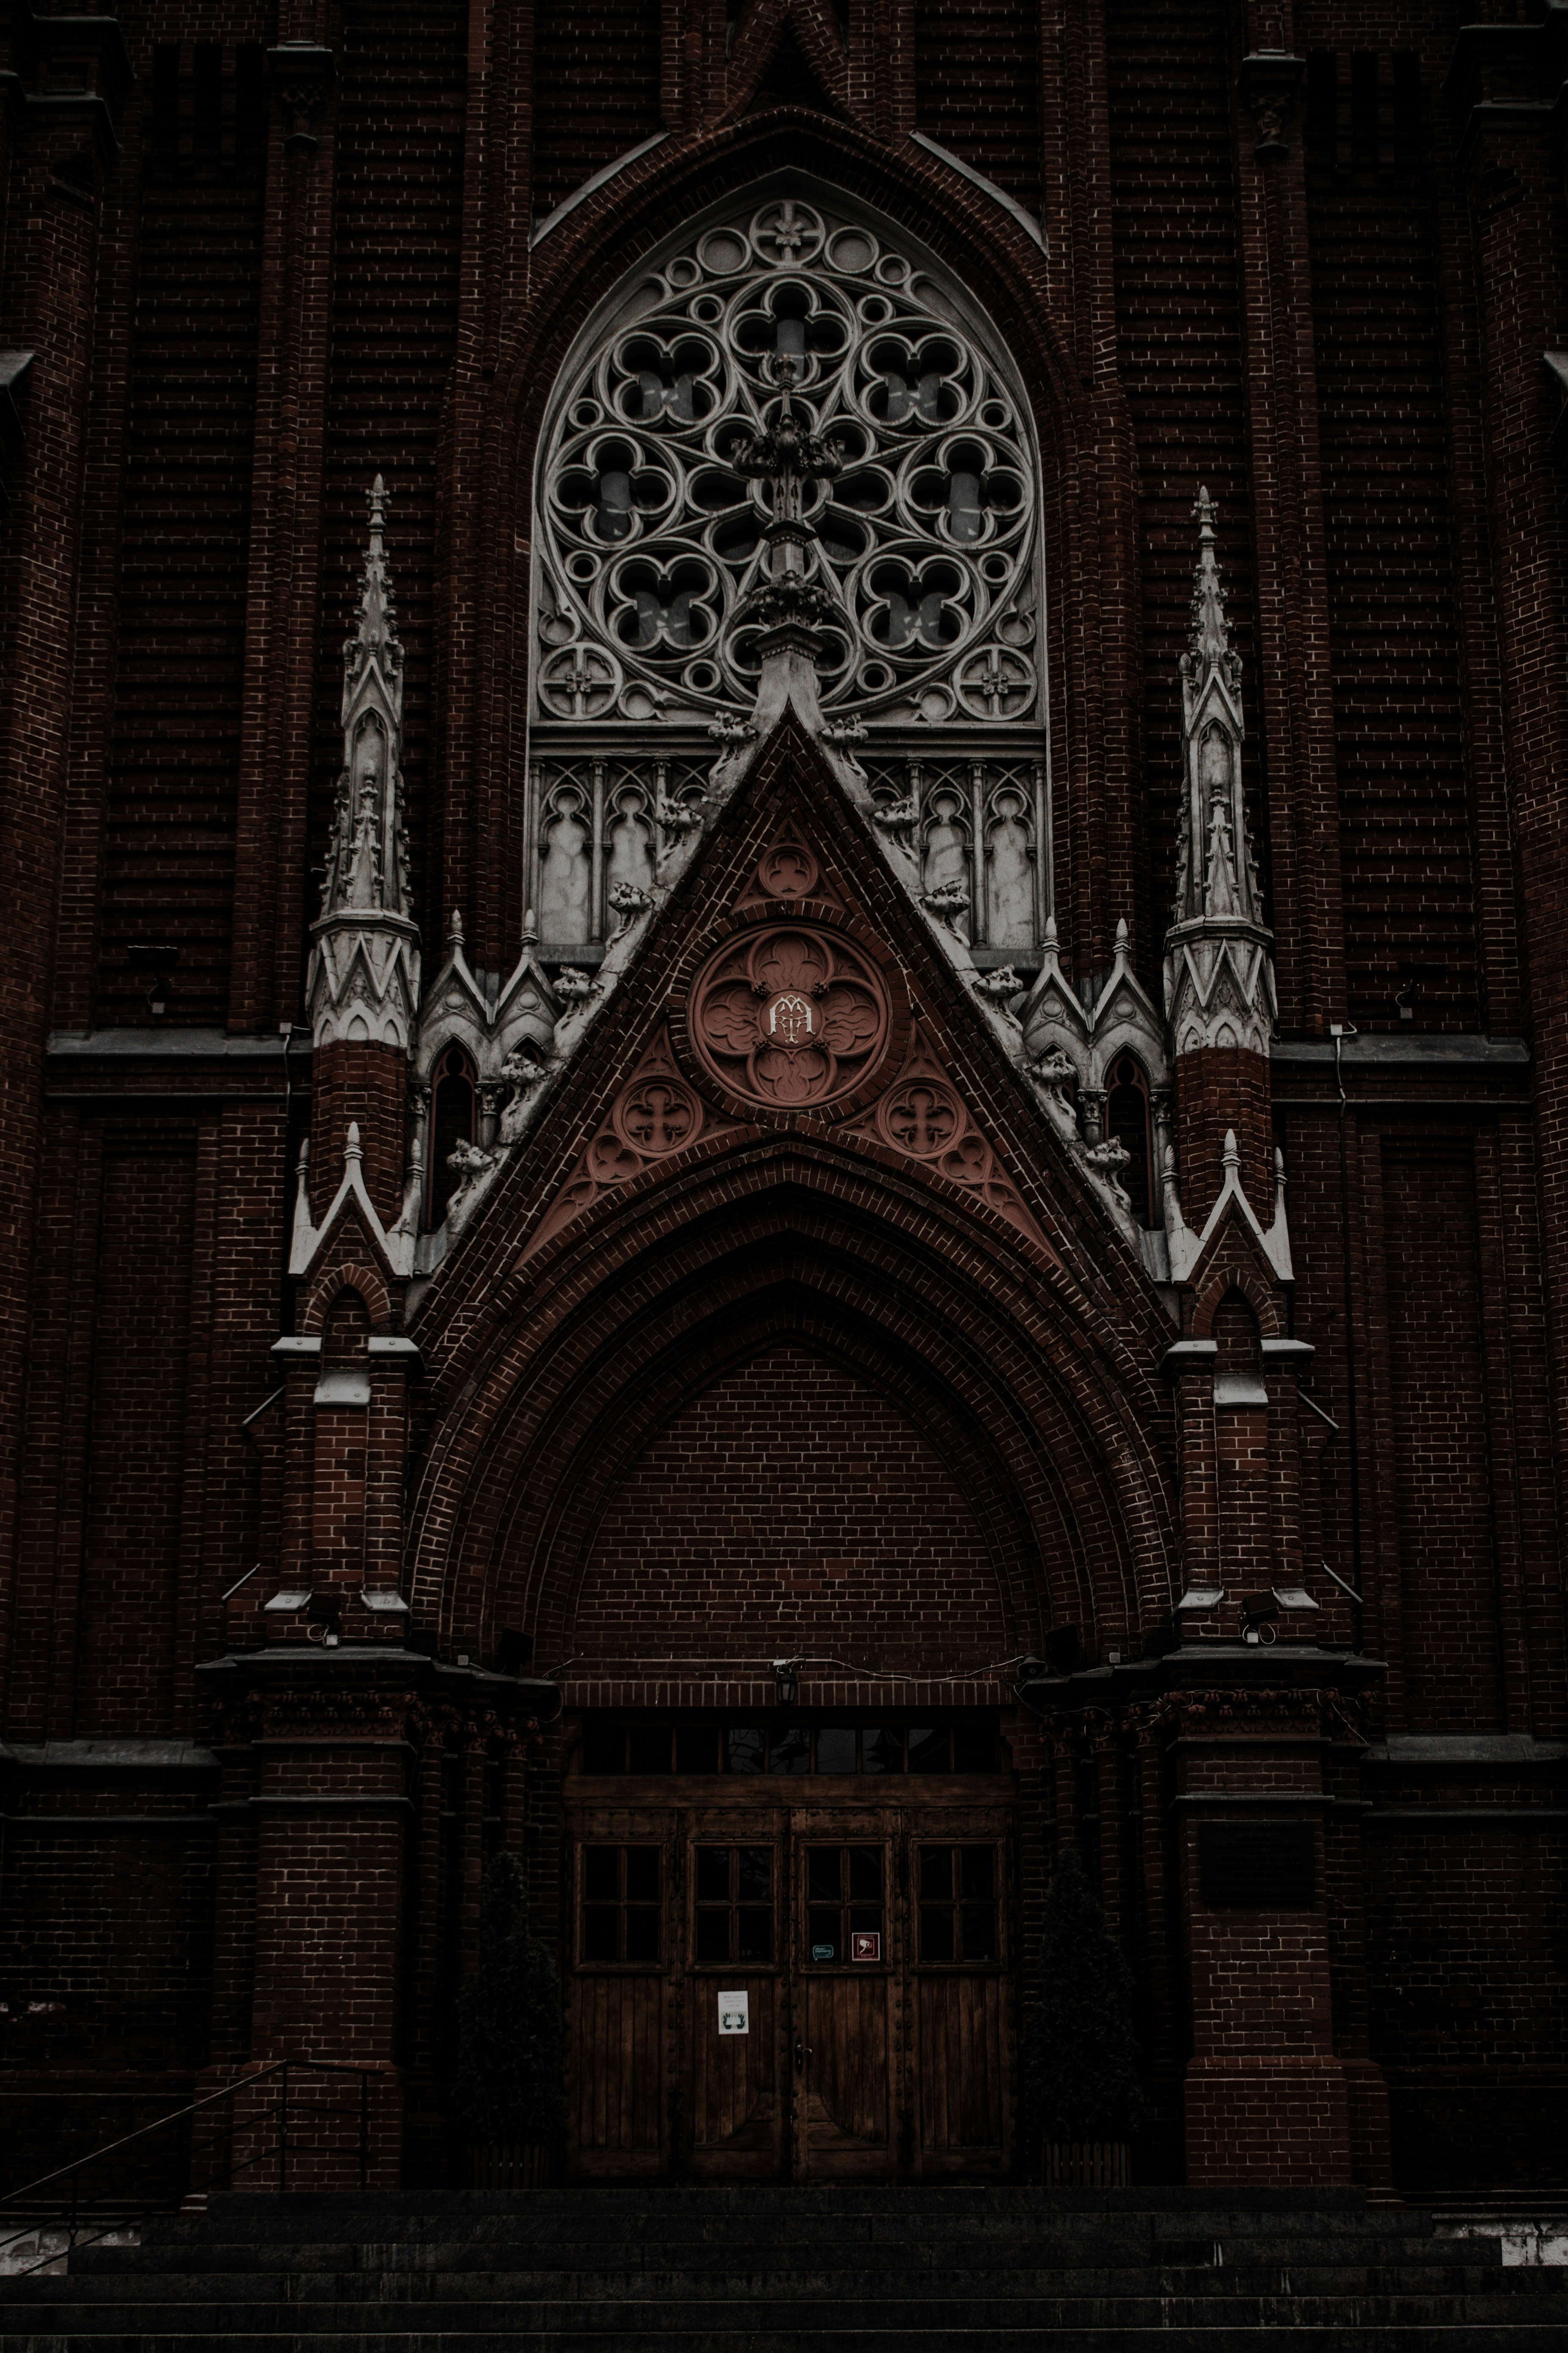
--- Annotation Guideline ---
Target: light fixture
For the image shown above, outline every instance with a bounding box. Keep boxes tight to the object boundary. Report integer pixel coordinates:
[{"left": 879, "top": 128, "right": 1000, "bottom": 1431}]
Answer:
[
  {"left": 1271, "top": 1585, "right": 1321, "bottom": 1614},
  {"left": 358, "top": 1588, "right": 410, "bottom": 1615},
  {"left": 1239, "top": 1592, "right": 1279, "bottom": 1645},
  {"left": 1176, "top": 1586, "right": 1225, "bottom": 1613},
  {"left": 772, "top": 1657, "right": 801, "bottom": 1706}
]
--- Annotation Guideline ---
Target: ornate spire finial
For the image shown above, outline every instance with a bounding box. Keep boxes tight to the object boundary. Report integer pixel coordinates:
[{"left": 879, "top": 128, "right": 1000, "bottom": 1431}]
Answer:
[
  {"left": 1163, "top": 491, "right": 1276, "bottom": 1061},
  {"left": 1185, "top": 486, "right": 1239, "bottom": 694},
  {"left": 308, "top": 473, "right": 422, "bottom": 1051}
]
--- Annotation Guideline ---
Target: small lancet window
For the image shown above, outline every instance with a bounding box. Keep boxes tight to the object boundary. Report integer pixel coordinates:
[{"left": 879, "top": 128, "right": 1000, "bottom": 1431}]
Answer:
[
  {"left": 427, "top": 1042, "right": 477, "bottom": 1229},
  {"left": 1106, "top": 1054, "right": 1154, "bottom": 1228}
]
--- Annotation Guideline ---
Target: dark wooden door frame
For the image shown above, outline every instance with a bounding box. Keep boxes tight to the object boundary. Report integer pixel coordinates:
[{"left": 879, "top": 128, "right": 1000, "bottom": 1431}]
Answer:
[{"left": 564, "top": 1775, "right": 1015, "bottom": 2182}]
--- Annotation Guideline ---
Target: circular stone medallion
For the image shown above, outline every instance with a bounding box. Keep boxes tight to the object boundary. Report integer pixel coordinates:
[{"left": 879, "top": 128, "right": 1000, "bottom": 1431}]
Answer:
[{"left": 690, "top": 925, "right": 890, "bottom": 1111}]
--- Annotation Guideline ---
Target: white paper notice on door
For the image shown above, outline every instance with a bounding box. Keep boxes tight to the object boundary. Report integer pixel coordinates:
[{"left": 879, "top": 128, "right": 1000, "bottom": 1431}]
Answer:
[{"left": 717, "top": 1990, "right": 749, "bottom": 2035}]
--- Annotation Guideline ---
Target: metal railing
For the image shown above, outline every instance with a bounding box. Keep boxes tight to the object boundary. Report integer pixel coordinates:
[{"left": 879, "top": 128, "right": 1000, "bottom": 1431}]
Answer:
[{"left": 0, "top": 2057, "right": 378, "bottom": 2276}]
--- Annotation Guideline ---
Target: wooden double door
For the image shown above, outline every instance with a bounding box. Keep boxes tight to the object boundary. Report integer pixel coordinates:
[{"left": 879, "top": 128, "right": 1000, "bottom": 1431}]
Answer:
[{"left": 564, "top": 1781, "right": 1015, "bottom": 2181}]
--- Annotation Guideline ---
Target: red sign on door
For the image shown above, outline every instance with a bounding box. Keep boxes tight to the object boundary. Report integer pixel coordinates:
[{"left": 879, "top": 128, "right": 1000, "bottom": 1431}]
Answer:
[{"left": 851, "top": 1931, "right": 881, "bottom": 1962}]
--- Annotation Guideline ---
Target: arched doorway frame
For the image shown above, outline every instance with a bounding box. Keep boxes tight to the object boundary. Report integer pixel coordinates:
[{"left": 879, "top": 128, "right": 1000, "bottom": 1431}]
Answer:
[{"left": 405, "top": 1136, "right": 1180, "bottom": 1664}]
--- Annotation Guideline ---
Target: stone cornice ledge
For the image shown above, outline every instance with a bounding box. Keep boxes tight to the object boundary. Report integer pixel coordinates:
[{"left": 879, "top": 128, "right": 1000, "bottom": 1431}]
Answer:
[
  {"left": 48, "top": 1028, "right": 290, "bottom": 1060},
  {"left": 1271, "top": 1033, "right": 1528, "bottom": 1070}
]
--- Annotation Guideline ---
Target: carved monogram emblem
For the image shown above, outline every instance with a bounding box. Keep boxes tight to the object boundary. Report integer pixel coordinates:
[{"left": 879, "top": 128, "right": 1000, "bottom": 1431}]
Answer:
[{"left": 691, "top": 926, "right": 888, "bottom": 1109}]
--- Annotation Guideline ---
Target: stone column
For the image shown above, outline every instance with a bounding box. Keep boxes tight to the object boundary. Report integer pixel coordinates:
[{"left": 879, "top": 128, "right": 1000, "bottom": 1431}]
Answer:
[
  {"left": 1021, "top": 1647, "right": 1385, "bottom": 2188},
  {"left": 197, "top": 1645, "right": 553, "bottom": 2188}
]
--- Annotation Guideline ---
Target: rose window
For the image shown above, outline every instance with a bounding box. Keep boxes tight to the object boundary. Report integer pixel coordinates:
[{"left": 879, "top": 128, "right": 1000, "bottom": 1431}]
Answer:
[
  {"left": 535, "top": 193, "right": 1040, "bottom": 726},
  {"left": 688, "top": 926, "right": 891, "bottom": 1110}
]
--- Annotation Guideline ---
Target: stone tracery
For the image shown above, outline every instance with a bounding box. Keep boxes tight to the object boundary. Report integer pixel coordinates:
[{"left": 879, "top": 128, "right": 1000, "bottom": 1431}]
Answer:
[{"left": 535, "top": 194, "right": 1039, "bottom": 728}]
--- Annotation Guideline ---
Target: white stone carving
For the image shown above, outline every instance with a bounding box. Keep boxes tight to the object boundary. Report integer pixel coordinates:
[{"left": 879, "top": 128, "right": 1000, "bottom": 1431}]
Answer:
[
  {"left": 533, "top": 191, "right": 1040, "bottom": 728},
  {"left": 1083, "top": 1134, "right": 1133, "bottom": 1211},
  {"left": 1163, "top": 488, "right": 1277, "bottom": 1060},
  {"left": 608, "top": 880, "right": 654, "bottom": 937},
  {"left": 1024, "top": 1047, "right": 1080, "bottom": 1143},
  {"left": 413, "top": 908, "right": 562, "bottom": 1086},
  {"left": 308, "top": 477, "right": 422, "bottom": 1050},
  {"left": 444, "top": 1138, "right": 501, "bottom": 1236},
  {"left": 973, "top": 964, "right": 1024, "bottom": 1006},
  {"left": 498, "top": 1045, "right": 554, "bottom": 1146},
  {"left": 1020, "top": 916, "right": 1169, "bottom": 1113},
  {"left": 921, "top": 879, "right": 970, "bottom": 934}
]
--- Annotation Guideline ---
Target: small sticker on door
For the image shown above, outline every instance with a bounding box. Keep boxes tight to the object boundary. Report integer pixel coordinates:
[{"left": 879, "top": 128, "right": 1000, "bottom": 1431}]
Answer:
[
  {"left": 811, "top": 1942, "right": 835, "bottom": 1961},
  {"left": 718, "top": 1991, "right": 749, "bottom": 2034},
  {"left": 851, "top": 1931, "right": 881, "bottom": 1962}
]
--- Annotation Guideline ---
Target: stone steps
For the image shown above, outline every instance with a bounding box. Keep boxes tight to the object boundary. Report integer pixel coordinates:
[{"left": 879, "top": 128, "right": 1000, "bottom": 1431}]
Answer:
[{"left": 1, "top": 2185, "right": 1560, "bottom": 2351}]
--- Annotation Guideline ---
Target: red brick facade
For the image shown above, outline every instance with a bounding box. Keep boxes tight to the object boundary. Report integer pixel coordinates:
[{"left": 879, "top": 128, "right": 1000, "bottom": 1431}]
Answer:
[{"left": 0, "top": 0, "right": 1563, "bottom": 2205}]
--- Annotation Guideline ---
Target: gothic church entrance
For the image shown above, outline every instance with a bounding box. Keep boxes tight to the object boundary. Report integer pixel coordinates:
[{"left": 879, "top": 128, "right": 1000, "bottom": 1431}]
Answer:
[{"left": 564, "top": 1715, "right": 1016, "bottom": 2181}]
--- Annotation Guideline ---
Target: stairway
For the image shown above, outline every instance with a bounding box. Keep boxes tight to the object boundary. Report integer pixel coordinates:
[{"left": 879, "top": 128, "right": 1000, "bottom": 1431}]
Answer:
[{"left": 3, "top": 2184, "right": 1565, "bottom": 2349}]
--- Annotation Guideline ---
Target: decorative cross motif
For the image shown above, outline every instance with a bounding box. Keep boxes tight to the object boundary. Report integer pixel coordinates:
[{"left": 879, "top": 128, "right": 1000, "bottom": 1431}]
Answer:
[
  {"left": 884, "top": 1083, "right": 960, "bottom": 1157},
  {"left": 619, "top": 1080, "right": 698, "bottom": 1154},
  {"left": 764, "top": 200, "right": 808, "bottom": 260}
]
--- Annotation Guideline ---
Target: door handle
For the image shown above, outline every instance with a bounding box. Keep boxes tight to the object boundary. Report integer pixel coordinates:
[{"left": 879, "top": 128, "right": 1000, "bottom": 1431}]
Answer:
[{"left": 794, "top": 2034, "right": 810, "bottom": 2076}]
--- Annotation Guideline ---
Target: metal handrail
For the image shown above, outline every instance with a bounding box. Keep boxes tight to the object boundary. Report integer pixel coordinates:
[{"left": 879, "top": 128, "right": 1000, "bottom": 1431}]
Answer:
[{"left": 0, "top": 2056, "right": 377, "bottom": 2276}]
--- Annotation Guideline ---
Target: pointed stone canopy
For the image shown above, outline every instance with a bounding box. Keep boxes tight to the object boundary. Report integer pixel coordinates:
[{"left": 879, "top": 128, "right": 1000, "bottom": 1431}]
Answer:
[
  {"left": 399, "top": 697, "right": 1202, "bottom": 1339},
  {"left": 1163, "top": 488, "right": 1276, "bottom": 1062},
  {"left": 308, "top": 474, "right": 422, "bottom": 1051}
]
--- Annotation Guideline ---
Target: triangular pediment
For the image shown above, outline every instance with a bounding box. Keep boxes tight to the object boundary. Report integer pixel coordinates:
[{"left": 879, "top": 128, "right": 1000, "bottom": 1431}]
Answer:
[{"left": 408, "top": 715, "right": 1170, "bottom": 1339}]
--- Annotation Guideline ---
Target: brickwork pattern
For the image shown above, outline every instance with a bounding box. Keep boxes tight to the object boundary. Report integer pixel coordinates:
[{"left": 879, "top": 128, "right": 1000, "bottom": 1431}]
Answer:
[
  {"left": 573, "top": 1341, "right": 1009, "bottom": 1670},
  {"left": 0, "top": 0, "right": 1564, "bottom": 2205}
]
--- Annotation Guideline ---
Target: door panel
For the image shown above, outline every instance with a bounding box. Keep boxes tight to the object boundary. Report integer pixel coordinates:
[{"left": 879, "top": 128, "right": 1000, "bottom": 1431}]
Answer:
[
  {"left": 916, "top": 1972, "right": 1008, "bottom": 2159},
  {"left": 683, "top": 1812, "right": 787, "bottom": 2178},
  {"left": 688, "top": 1970, "right": 781, "bottom": 2172},
  {"left": 565, "top": 1805, "right": 675, "bottom": 2179},
  {"left": 792, "top": 1819, "right": 897, "bottom": 2179},
  {"left": 565, "top": 1775, "right": 1015, "bottom": 2182},
  {"left": 569, "top": 1972, "right": 667, "bottom": 2170},
  {"left": 803, "top": 1973, "right": 893, "bottom": 2167},
  {"left": 905, "top": 1805, "right": 1013, "bottom": 2177}
]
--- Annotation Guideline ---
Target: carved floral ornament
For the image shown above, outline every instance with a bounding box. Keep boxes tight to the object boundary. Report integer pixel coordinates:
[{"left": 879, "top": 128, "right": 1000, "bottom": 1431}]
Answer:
[
  {"left": 687, "top": 924, "right": 894, "bottom": 1111},
  {"left": 534, "top": 193, "right": 1040, "bottom": 726}
]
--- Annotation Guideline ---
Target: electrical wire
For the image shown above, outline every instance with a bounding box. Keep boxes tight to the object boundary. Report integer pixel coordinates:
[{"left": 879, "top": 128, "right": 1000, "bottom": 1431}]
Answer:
[{"left": 538, "top": 1649, "right": 1036, "bottom": 1686}]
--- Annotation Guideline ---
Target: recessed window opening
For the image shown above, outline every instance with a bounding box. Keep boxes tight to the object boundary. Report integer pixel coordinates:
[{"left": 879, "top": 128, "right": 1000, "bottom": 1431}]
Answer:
[
  {"left": 427, "top": 1041, "right": 477, "bottom": 1228},
  {"left": 1106, "top": 1053, "right": 1154, "bottom": 1227}
]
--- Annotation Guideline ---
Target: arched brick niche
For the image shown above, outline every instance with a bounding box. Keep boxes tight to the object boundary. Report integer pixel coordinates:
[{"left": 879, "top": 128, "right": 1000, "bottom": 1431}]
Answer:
[{"left": 568, "top": 1337, "right": 1012, "bottom": 1677}]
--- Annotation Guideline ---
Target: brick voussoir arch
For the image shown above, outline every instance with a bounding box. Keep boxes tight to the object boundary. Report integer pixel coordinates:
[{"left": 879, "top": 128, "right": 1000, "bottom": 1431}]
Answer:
[
  {"left": 515, "top": 1289, "right": 1059, "bottom": 1667},
  {"left": 415, "top": 1254, "right": 1124, "bottom": 1673},
  {"left": 412, "top": 1146, "right": 1173, "bottom": 1582},
  {"left": 405, "top": 1145, "right": 1179, "bottom": 1657}
]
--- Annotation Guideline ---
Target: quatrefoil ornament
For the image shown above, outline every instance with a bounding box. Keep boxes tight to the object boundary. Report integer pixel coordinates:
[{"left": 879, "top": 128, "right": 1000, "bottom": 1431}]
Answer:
[{"left": 689, "top": 926, "right": 891, "bottom": 1111}]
